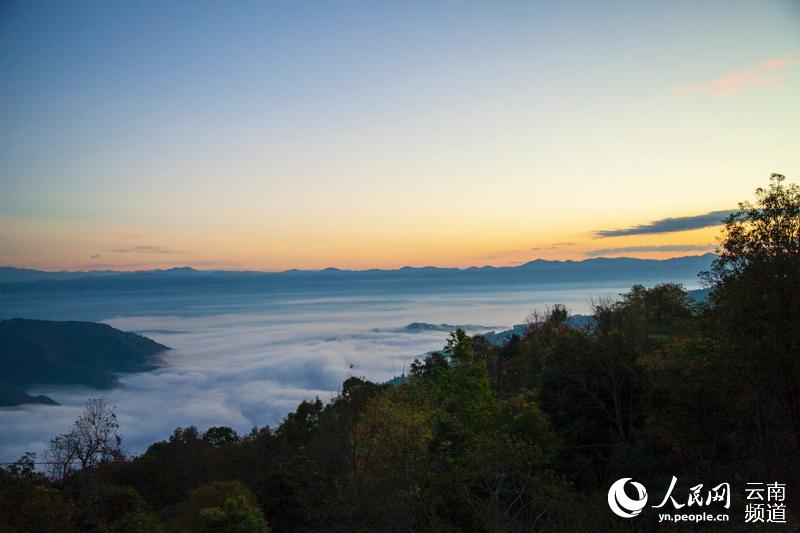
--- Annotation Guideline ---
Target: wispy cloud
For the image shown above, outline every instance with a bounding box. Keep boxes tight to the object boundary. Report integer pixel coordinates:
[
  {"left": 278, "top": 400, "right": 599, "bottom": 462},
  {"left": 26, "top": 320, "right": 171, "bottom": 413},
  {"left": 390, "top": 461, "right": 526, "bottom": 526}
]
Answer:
[
  {"left": 674, "top": 53, "right": 800, "bottom": 96},
  {"left": 106, "top": 245, "right": 187, "bottom": 254},
  {"left": 530, "top": 242, "right": 576, "bottom": 251},
  {"left": 595, "top": 210, "right": 732, "bottom": 237},
  {"left": 584, "top": 244, "right": 715, "bottom": 257},
  {"left": 483, "top": 242, "right": 576, "bottom": 261}
]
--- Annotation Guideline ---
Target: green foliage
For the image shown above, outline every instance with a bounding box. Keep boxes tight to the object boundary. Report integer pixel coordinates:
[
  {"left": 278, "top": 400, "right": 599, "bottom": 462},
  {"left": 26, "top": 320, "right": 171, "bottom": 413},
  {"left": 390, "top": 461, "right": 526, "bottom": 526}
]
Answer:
[
  {"left": 1, "top": 485, "right": 75, "bottom": 532},
  {"left": 174, "top": 480, "right": 266, "bottom": 532},
  {"left": 75, "top": 484, "right": 153, "bottom": 531},
  {"left": 111, "top": 511, "right": 166, "bottom": 533},
  {"left": 199, "top": 495, "right": 270, "bottom": 533}
]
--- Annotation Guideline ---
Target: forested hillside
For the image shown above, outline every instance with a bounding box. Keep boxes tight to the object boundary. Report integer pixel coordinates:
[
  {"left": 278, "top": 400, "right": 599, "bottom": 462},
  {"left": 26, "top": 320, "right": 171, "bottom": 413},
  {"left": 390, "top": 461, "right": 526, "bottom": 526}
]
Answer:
[
  {"left": 1, "top": 175, "right": 797, "bottom": 532},
  {"left": 0, "top": 319, "right": 169, "bottom": 390}
]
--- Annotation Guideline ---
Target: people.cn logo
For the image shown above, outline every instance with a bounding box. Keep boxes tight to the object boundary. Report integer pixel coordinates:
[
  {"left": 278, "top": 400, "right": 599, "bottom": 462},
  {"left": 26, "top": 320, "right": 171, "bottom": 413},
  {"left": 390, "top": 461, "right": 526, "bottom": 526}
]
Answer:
[{"left": 608, "top": 478, "right": 648, "bottom": 518}]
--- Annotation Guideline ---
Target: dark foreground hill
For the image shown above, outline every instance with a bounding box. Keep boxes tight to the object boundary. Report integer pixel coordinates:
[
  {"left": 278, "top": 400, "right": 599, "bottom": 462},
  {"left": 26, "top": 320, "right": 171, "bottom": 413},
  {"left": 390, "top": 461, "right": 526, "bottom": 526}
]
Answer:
[{"left": 0, "top": 319, "right": 169, "bottom": 394}]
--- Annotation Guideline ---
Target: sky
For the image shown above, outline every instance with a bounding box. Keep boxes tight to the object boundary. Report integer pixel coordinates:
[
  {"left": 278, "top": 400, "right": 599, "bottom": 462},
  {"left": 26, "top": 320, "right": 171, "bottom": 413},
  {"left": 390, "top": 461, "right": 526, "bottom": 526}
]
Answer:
[{"left": 1, "top": 0, "right": 799, "bottom": 271}]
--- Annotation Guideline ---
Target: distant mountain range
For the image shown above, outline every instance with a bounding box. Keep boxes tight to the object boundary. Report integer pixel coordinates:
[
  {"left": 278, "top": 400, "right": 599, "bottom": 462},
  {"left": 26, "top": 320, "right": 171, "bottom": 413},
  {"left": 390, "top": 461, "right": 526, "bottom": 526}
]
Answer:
[
  {"left": 0, "top": 266, "right": 124, "bottom": 284},
  {"left": 0, "top": 254, "right": 715, "bottom": 294},
  {"left": 0, "top": 319, "right": 170, "bottom": 406}
]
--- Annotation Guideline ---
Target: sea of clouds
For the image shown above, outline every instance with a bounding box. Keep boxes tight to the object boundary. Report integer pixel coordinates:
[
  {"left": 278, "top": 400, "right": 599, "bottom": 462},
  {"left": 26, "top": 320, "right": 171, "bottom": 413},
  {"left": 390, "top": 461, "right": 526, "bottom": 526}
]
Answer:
[{"left": 0, "top": 281, "right": 683, "bottom": 462}]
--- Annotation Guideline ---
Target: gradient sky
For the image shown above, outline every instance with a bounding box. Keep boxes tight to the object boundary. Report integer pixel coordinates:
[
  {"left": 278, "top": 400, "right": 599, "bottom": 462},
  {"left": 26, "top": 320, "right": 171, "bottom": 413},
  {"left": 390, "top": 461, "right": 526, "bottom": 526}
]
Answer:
[{"left": 1, "top": 1, "right": 799, "bottom": 271}]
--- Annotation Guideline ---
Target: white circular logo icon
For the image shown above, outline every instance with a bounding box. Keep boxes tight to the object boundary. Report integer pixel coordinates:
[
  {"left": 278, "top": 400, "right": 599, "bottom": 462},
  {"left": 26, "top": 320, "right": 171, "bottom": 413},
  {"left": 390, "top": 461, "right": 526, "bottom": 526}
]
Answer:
[{"left": 608, "top": 478, "right": 648, "bottom": 518}]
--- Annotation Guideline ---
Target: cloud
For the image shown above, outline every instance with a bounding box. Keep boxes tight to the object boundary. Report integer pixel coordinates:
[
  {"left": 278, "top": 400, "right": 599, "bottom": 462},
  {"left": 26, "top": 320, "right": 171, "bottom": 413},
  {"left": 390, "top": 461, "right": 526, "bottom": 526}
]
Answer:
[
  {"left": 674, "top": 53, "right": 800, "bottom": 96},
  {"left": 0, "top": 289, "right": 556, "bottom": 461},
  {"left": 595, "top": 210, "right": 733, "bottom": 237},
  {"left": 107, "top": 245, "right": 186, "bottom": 254},
  {"left": 584, "top": 244, "right": 715, "bottom": 257},
  {"left": 530, "top": 242, "right": 575, "bottom": 251},
  {"left": 0, "top": 273, "right": 709, "bottom": 461},
  {"left": 491, "top": 242, "right": 576, "bottom": 258}
]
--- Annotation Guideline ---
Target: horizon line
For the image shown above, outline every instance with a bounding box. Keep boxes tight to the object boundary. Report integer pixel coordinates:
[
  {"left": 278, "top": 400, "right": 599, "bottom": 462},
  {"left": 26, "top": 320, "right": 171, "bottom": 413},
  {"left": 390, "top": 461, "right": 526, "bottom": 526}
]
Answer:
[{"left": 0, "top": 252, "right": 718, "bottom": 275}]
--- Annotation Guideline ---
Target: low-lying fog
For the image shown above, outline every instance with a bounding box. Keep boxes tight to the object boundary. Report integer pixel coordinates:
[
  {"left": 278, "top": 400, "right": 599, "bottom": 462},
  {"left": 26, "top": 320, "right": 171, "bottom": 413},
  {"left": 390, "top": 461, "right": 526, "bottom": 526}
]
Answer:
[{"left": 0, "top": 280, "right": 698, "bottom": 462}]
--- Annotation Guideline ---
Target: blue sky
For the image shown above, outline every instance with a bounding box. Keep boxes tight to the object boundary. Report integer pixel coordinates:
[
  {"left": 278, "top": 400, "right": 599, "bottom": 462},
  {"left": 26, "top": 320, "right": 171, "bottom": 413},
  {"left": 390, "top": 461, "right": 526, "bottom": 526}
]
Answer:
[{"left": 1, "top": 1, "right": 799, "bottom": 269}]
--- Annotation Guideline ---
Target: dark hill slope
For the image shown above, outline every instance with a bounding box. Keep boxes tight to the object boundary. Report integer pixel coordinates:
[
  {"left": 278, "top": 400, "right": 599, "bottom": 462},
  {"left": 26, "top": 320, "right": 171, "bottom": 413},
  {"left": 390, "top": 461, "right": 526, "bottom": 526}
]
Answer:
[
  {"left": 0, "top": 318, "right": 169, "bottom": 389},
  {"left": 0, "top": 384, "right": 58, "bottom": 406}
]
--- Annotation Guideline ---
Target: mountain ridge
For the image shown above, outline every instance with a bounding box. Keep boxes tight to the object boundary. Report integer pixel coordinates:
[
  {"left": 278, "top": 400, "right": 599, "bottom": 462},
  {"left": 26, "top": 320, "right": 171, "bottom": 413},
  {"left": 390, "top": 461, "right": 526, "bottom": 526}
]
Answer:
[
  {"left": 0, "top": 253, "right": 715, "bottom": 278},
  {"left": 0, "top": 253, "right": 716, "bottom": 287}
]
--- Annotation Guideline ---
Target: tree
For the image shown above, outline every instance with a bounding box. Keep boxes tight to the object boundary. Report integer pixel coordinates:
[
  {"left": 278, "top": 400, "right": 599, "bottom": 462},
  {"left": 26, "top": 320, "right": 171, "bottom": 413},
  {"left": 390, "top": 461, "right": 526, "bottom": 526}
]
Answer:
[
  {"left": 203, "top": 426, "right": 239, "bottom": 448},
  {"left": 707, "top": 173, "right": 800, "bottom": 282},
  {"left": 4, "top": 452, "right": 44, "bottom": 484},
  {"left": 704, "top": 173, "right": 800, "bottom": 469},
  {"left": 45, "top": 398, "right": 124, "bottom": 479},
  {"left": 346, "top": 385, "right": 433, "bottom": 529}
]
